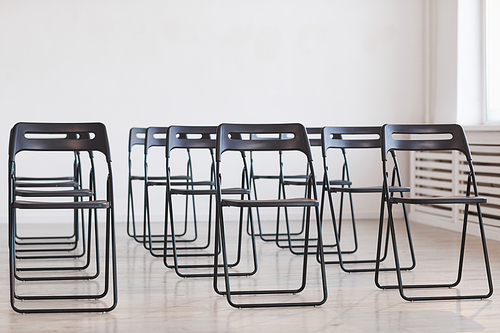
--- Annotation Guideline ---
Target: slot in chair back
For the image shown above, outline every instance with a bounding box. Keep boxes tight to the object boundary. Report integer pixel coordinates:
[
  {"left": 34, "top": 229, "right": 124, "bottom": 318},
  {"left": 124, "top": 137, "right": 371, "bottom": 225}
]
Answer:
[
  {"left": 218, "top": 123, "right": 313, "bottom": 158},
  {"left": 167, "top": 126, "right": 216, "bottom": 154}
]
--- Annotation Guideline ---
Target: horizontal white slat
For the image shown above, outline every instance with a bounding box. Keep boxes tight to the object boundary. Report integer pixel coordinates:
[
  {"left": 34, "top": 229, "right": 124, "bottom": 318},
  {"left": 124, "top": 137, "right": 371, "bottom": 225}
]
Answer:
[
  {"left": 412, "top": 137, "right": 500, "bottom": 237},
  {"left": 484, "top": 219, "right": 500, "bottom": 228},
  {"left": 413, "top": 205, "right": 453, "bottom": 220},
  {"left": 476, "top": 195, "right": 500, "bottom": 206},
  {"left": 415, "top": 170, "right": 453, "bottom": 183},
  {"left": 469, "top": 154, "right": 500, "bottom": 164},
  {"left": 472, "top": 205, "right": 500, "bottom": 217},
  {"left": 474, "top": 175, "right": 500, "bottom": 185},
  {"left": 463, "top": 164, "right": 500, "bottom": 174},
  {"left": 414, "top": 187, "right": 454, "bottom": 197},
  {"left": 460, "top": 213, "right": 500, "bottom": 228},
  {"left": 469, "top": 145, "right": 500, "bottom": 153},
  {"left": 414, "top": 178, "right": 453, "bottom": 189},
  {"left": 415, "top": 151, "right": 453, "bottom": 159},
  {"left": 475, "top": 187, "right": 500, "bottom": 198},
  {"left": 414, "top": 159, "right": 453, "bottom": 170}
]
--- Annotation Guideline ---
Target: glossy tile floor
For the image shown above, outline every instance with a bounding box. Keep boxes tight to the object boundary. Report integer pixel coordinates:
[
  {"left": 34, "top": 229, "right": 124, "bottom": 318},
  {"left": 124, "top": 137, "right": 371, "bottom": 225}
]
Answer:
[{"left": 1, "top": 218, "right": 500, "bottom": 333}]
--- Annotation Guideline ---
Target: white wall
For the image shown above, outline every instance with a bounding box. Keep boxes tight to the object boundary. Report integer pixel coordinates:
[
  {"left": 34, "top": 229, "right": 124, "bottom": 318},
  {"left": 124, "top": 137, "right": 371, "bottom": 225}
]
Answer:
[
  {"left": 427, "top": 0, "right": 485, "bottom": 125},
  {"left": 0, "top": 0, "right": 426, "bottom": 224},
  {"left": 457, "top": 0, "right": 485, "bottom": 124}
]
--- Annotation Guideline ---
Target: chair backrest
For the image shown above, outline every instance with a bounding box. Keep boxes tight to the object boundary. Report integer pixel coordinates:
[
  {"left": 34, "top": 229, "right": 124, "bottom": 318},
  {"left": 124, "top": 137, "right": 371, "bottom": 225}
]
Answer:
[
  {"left": 216, "top": 123, "right": 313, "bottom": 161},
  {"left": 9, "top": 122, "right": 111, "bottom": 162},
  {"left": 129, "top": 127, "right": 146, "bottom": 152},
  {"left": 145, "top": 126, "right": 168, "bottom": 153},
  {"left": 166, "top": 126, "right": 217, "bottom": 157},
  {"left": 249, "top": 127, "right": 321, "bottom": 147},
  {"left": 321, "top": 126, "right": 381, "bottom": 157},
  {"left": 381, "top": 124, "right": 471, "bottom": 160}
]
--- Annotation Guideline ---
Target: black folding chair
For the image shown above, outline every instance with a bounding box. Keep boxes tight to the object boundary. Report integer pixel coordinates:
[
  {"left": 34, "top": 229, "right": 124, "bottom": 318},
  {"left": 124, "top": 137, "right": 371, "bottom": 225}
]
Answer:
[
  {"left": 375, "top": 123, "right": 493, "bottom": 301},
  {"left": 142, "top": 126, "right": 196, "bottom": 257},
  {"left": 9, "top": 122, "right": 117, "bottom": 313},
  {"left": 214, "top": 123, "right": 327, "bottom": 308},
  {"left": 163, "top": 126, "right": 253, "bottom": 278},
  {"left": 320, "top": 126, "right": 415, "bottom": 273}
]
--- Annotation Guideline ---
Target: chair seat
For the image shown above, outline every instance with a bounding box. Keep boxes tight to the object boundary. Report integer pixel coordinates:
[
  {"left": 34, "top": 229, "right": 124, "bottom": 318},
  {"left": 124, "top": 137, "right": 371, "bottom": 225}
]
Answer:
[
  {"left": 391, "top": 195, "right": 486, "bottom": 205},
  {"left": 222, "top": 197, "right": 319, "bottom": 208},
  {"left": 16, "top": 176, "right": 75, "bottom": 181},
  {"left": 221, "top": 187, "right": 250, "bottom": 195},
  {"left": 330, "top": 185, "right": 410, "bottom": 193},
  {"left": 171, "top": 187, "right": 249, "bottom": 196},
  {"left": 283, "top": 179, "right": 352, "bottom": 186},
  {"left": 14, "top": 181, "right": 79, "bottom": 188},
  {"left": 172, "top": 181, "right": 215, "bottom": 187},
  {"left": 253, "top": 174, "right": 310, "bottom": 180},
  {"left": 13, "top": 200, "right": 110, "bottom": 209},
  {"left": 14, "top": 189, "right": 93, "bottom": 197},
  {"left": 148, "top": 180, "right": 210, "bottom": 187},
  {"left": 139, "top": 175, "right": 189, "bottom": 181}
]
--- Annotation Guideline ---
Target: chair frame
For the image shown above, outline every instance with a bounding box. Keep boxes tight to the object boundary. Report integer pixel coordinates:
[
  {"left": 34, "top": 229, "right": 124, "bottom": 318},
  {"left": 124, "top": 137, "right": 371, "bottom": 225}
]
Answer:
[
  {"left": 375, "top": 123, "right": 493, "bottom": 301},
  {"left": 248, "top": 131, "right": 309, "bottom": 242},
  {"left": 320, "top": 126, "right": 415, "bottom": 273},
  {"left": 213, "top": 123, "right": 327, "bottom": 308},
  {"left": 163, "top": 125, "right": 254, "bottom": 278},
  {"left": 277, "top": 127, "right": 352, "bottom": 254},
  {"left": 142, "top": 126, "right": 198, "bottom": 257}
]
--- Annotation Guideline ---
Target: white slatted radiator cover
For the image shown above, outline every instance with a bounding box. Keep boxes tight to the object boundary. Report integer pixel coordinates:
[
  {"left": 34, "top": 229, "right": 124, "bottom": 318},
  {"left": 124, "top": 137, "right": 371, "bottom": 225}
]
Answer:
[{"left": 410, "top": 127, "right": 500, "bottom": 241}]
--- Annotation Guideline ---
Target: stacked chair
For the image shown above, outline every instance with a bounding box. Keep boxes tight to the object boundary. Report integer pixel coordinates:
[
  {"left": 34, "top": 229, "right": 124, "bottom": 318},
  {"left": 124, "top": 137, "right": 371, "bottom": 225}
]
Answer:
[
  {"left": 8, "top": 122, "right": 117, "bottom": 313},
  {"left": 213, "top": 123, "right": 327, "bottom": 308},
  {"left": 375, "top": 124, "right": 493, "bottom": 301}
]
